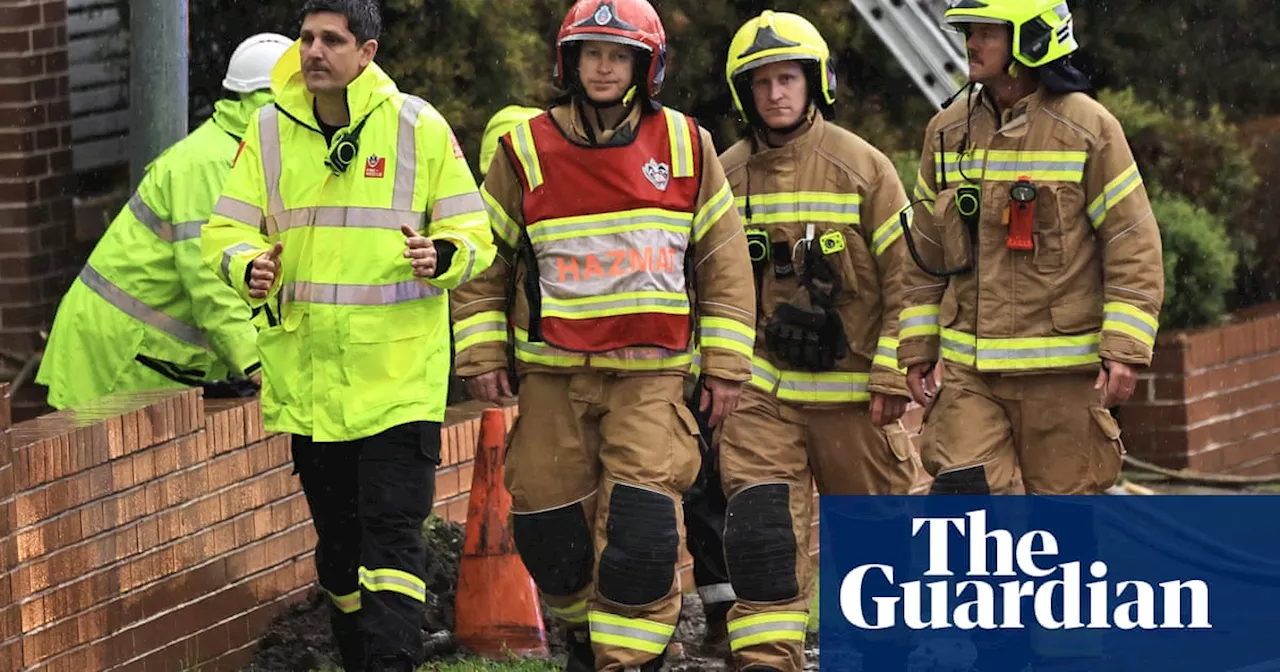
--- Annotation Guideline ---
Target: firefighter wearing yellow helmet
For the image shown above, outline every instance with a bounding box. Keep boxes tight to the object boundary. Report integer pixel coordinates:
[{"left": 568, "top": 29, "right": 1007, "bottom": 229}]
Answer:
[
  {"left": 900, "top": 0, "right": 1164, "bottom": 492},
  {"left": 713, "top": 10, "right": 920, "bottom": 671}
]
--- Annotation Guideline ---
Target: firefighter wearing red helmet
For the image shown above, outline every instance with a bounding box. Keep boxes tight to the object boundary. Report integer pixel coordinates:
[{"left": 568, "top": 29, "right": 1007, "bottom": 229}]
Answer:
[{"left": 449, "top": 1, "right": 757, "bottom": 671}]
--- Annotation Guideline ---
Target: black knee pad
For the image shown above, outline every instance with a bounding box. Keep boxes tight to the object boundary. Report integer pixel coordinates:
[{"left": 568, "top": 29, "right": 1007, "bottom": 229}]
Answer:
[
  {"left": 930, "top": 464, "right": 991, "bottom": 495},
  {"left": 597, "top": 483, "right": 679, "bottom": 606},
  {"left": 511, "top": 502, "right": 594, "bottom": 597},
  {"left": 724, "top": 483, "right": 798, "bottom": 603}
]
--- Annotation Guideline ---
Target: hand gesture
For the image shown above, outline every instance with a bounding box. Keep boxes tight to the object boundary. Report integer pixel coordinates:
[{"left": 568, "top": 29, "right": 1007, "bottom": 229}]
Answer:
[
  {"left": 700, "top": 375, "right": 744, "bottom": 428},
  {"left": 906, "top": 362, "right": 937, "bottom": 407},
  {"left": 248, "top": 242, "right": 283, "bottom": 299},
  {"left": 402, "top": 224, "right": 437, "bottom": 278}
]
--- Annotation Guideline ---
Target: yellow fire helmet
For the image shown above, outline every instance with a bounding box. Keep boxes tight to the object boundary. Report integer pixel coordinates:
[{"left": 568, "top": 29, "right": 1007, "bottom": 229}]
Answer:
[
  {"left": 724, "top": 10, "right": 837, "bottom": 125},
  {"left": 479, "top": 105, "right": 542, "bottom": 176},
  {"left": 945, "top": 0, "right": 1079, "bottom": 68}
]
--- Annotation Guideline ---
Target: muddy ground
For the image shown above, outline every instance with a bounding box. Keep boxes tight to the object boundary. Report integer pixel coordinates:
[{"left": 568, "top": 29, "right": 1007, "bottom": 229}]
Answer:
[{"left": 237, "top": 515, "right": 818, "bottom": 671}]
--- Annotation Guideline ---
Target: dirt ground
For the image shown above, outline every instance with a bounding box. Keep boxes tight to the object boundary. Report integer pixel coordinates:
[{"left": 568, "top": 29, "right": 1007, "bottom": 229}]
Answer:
[{"left": 237, "top": 515, "right": 818, "bottom": 671}]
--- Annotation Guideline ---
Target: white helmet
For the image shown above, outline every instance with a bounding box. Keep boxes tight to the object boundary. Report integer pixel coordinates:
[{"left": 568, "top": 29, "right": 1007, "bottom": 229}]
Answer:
[{"left": 222, "top": 33, "right": 294, "bottom": 93}]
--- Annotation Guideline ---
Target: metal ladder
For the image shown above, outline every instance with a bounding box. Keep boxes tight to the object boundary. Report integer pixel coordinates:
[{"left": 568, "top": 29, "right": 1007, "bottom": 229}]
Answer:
[{"left": 847, "top": 0, "right": 970, "bottom": 110}]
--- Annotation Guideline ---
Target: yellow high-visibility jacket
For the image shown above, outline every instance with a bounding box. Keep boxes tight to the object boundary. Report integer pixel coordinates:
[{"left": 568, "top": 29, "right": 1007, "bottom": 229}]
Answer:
[
  {"left": 202, "top": 42, "right": 495, "bottom": 442},
  {"left": 36, "top": 91, "right": 274, "bottom": 410}
]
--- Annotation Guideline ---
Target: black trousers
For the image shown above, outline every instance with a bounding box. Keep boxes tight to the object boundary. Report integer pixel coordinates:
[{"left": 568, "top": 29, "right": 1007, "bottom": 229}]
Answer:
[
  {"left": 291, "top": 421, "right": 441, "bottom": 670},
  {"left": 683, "top": 380, "right": 733, "bottom": 611}
]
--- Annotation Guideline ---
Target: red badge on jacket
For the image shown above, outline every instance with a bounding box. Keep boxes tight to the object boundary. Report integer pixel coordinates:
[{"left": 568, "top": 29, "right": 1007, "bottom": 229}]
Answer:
[{"left": 365, "top": 155, "right": 386, "bottom": 178}]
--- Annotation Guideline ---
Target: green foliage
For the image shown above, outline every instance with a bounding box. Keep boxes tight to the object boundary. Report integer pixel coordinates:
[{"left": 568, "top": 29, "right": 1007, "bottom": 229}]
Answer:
[{"left": 1150, "top": 191, "right": 1237, "bottom": 331}]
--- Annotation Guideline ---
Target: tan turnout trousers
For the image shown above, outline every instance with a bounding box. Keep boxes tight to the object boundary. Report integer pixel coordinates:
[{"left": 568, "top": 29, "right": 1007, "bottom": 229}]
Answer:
[
  {"left": 504, "top": 371, "right": 702, "bottom": 671},
  {"left": 717, "top": 385, "right": 919, "bottom": 671}
]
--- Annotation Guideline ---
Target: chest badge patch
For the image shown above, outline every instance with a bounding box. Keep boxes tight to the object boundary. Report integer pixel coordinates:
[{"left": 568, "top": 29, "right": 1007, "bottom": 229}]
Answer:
[
  {"left": 365, "top": 155, "right": 386, "bottom": 178},
  {"left": 642, "top": 158, "right": 670, "bottom": 192}
]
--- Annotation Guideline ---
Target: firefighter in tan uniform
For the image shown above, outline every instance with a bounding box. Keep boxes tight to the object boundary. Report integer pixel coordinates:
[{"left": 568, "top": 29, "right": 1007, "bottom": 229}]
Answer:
[
  {"left": 712, "top": 11, "right": 919, "bottom": 672},
  {"left": 449, "top": 1, "right": 756, "bottom": 670},
  {"left": 898, "top": 0, "right": 1164, "bottom": 498}
]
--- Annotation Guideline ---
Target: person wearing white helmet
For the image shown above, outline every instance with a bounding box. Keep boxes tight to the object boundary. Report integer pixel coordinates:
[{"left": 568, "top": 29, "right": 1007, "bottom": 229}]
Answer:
[{"left": 36, "top": 32, "right": 292, "bottom": 410}]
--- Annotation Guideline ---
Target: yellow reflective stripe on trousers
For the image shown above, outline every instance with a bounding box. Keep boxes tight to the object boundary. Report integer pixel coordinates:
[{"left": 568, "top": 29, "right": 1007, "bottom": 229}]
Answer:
[
  {"left": 327, "top": 589, "right": 360, "bottom": 614},
  {"left": 872, "top": 207, "right": 908, "bottom": 256},
  {"left": 510, "top": 120, "right": 544, "bottom": 190},
  {"left": 940, "top": 328, "right": 1102, "bottom": 371},
  {"left": 663, "top": 108, "right": 695, "bottom": 179},
  {"left": 78, "top": 264, "right": 211, "bottom": 349},
  {"left": 452, "top": 310, "right": 508, "bottom": 352},
  {"left": 284, "top": 280, "right": 442, "bottom": 305},
  {"left": 589, "top": 611, "right": 675, "bottom": 655},
  {"left": 358, "top": 566, "right": 426, "bottom": 602},
  {"left": 698, "top": 315, "right": 755, "bottom": 359},
  {"left": 549, "top": 599, "right": 588, "bottom": 625},
  {"left": 874, "top": 336, "right": 905, "bottom": 372},
  {"left": 899, "top": 304, "right": 940, "bottom": 339},
  {"left": 1102, "top": 301, "right": 1158, "bottom": 348},
  {"left": 982, "top": 150, "right": 1087, "bottom": 182},
  {"left": 735, "top": 192, "right": 860, "bottom": 226},
  {"left": 727, "top": 611, "right": 808, "bottom": 652},
  {"left": 692, "top": 181, "right": 732, "bottom": 244},
  {"left": 1087, "top": 163, "right": 1143, "bottom": 229}
]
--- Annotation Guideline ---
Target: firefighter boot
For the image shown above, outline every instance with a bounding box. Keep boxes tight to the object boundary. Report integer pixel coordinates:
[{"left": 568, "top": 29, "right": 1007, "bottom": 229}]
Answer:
[
  {"left": 564, "top": 627, "right": 595, "bottom": 672},
  {"left": 701, "top": 600, "right": 733, "bottom": 666},
  {"left": 366, "top": 653, "right": 416, "bottom": 672},
  {"left": 329, "top": 608, "right": 364, "bottom": 671}
]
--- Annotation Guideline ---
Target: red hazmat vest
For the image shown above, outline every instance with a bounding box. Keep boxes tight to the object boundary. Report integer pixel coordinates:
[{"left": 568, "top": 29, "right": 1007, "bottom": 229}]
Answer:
[{"left": 504, "top": 107, "right": 704, "bottom": 353}]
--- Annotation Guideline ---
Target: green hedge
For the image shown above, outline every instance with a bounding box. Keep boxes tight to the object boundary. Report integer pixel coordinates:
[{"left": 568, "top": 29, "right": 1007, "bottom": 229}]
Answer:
[{"left": 1150, "top": 191, "right": 1237, "bottom": 331}]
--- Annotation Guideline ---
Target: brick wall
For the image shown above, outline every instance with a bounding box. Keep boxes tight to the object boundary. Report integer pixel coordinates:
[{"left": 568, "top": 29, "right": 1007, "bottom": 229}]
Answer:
[
  {"left": 0, "top": 0, "right": 80, "bottom": 423},
  {"left": 0, "top": 386, "right": 929, "bottom": 671},
  {"left": 1119, "top": 301, "right": 1280, "bottom": 475}
]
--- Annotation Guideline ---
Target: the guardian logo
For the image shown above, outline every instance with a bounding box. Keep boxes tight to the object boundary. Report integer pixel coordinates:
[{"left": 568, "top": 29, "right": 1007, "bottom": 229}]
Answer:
[{"left": 840, "top": 509, "right": 1212, "bottom": 631}]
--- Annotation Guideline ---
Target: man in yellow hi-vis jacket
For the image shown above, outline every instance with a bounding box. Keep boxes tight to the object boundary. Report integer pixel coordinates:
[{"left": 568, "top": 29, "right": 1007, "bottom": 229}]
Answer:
[
  {"left": 200, "top": 1, "right": 495, "bottom": 670},
  {"left": 36, "top": 33, "right": 292, "bottom": 409}
]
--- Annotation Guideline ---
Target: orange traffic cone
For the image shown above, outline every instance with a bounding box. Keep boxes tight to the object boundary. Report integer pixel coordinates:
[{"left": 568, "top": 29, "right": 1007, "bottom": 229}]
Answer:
[{"left": 454, "top": 407, "right": 550, "bottom": 659}]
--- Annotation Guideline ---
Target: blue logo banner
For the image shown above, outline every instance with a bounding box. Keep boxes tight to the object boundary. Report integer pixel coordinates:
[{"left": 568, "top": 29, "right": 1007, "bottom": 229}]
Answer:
[{"left": 818, "top": 495, "right": 1280, "bottom": 672}]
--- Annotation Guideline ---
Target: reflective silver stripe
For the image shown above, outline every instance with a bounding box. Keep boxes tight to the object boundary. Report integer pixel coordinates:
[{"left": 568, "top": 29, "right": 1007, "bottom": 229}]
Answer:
[
  {"left": 453, "top": 317, "right": 506, "bottom": 343},
  {"left": 670, "top": 111, "right": 690, "bottom": 178},
  {"left": 876, "top": 345, "right": 897, "bottom": 361},
  {"left": 79, "top": 265, "right": 210, "bottom": 348},
  {"left": 431, "top": 192, "right": 484, "bottom": 222},
  {"left": 214, "top": 196, "right": 263, "bottom": 228},
  {"left": 746, "top": 200, "right": 859, "bottom": 219},
  {"left": 221, "top": 242, "right": 260, "bottom": 282},
  {"left": 395, "top": 96, "right": 427, "bottom": 211},
  {"left": 940, "top": 335, "right": 976, "bottom": 356},
  {"left": 512, "top": 121, "right": 542, "bottom": 189},
  {"left": 983, "top": 160, "right": 1085, "bottom": 175},
  {"left": 453, "top": 235, "right": 478, "bottom": 284},
  {"left": 129, "top": 192, "right": 171, "bottom": 242},
  {"left": 1088, "top": 165, "right": 1143, "bottom": 225},
  {"left": 728, "top": 619, "right": 806, "bottom": 643},
  {"left": 284, "top": 280, "right": 442, "bottom": 305},
  {"left": 267, "top": 207, "right": 423, "bottom": 235},
  {"left": 702, "top": 326, "right": 753, "bottom": 350},
  {"left": 697, "top": 583, "right": 736, "bottom": 605},
  {"left": 693, "top": 184, "right": 732, "bottom": 242},
  {"left": 173, "top": 221, "right": 203, "bottom": 242},
  {"left": 589, "top": 621, "right": 672, "bottom": 647},
  {"left": 1104, "top": 311, "right": 1157, "bottom": 340},
  {"left": 530, "top": 212, "right": 692, "bottom": 241},
  {"left": 900, "top": 313, "right": 938, "bottom": 330},
  {"left": 776, "top": 378, "right": 868, "bottom": 395},
  {"left": 536, "top": 228, "right": 689, "bottom": 299},
  {"left": 752, "top": 361, "right": 780, "bottom": 388},
  {"left": 259, "top": 105, "right": 283, "bottom": 215},
  {"left": 540, "top": 294, "right": 689, "bottom": 315},
  {"left": 980, "top": 343, "right": 1098, "bottom": 361}
]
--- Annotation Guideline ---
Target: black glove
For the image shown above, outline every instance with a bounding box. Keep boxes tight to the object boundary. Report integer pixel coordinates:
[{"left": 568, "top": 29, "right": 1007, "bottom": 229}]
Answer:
[{"left": 202, "top": 376, "right": 261, "bottom": 399}]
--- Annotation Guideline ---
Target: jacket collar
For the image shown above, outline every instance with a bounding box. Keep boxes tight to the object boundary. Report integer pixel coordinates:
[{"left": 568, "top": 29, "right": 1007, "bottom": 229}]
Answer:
[
  {"left": 212, "top": 89, "right": 275, "bottom": 140},
  {"left": 268, "top": 40, "right": 399, "bottom": 131},
  {"left": 747, "top": 106, "right": 824, "bottom": 169}
]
